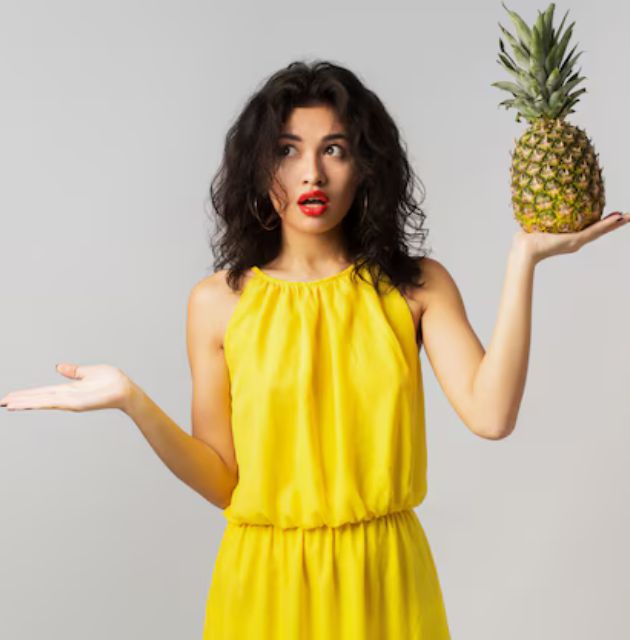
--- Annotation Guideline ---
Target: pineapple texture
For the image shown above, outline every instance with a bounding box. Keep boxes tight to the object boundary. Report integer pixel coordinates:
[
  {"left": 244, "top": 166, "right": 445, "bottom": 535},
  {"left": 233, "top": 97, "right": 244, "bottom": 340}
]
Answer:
[{"left": 511, "top": 117, "right": 604, "bottom": 233}]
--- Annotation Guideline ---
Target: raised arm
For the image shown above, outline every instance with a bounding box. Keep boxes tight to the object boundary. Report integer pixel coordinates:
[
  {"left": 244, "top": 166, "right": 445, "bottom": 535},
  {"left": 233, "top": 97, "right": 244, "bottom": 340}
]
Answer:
[
  {"left": 418, "top": 248, "right": 535, "bottom": 441},
  {"left": 418, "top": 212, "right": 629, "bottom": 441}
]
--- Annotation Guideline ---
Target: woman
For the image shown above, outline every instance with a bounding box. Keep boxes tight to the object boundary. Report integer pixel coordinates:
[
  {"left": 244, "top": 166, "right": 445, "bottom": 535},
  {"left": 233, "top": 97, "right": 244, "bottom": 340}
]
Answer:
[{"left": 1, "top": 60, "right": 628, "bottom": 639}]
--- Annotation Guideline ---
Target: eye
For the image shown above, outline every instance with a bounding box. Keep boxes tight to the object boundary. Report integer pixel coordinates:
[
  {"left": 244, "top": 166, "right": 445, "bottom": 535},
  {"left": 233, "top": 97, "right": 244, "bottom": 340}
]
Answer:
[
  {"left": 277, "top": 144, "right": 294, "bottom": 157},
  {"left": 277, "top": 143, "right": 347, "bottom": 158},
  {"left": 325, "top": 143, "right": 346, "bottom": 157}
]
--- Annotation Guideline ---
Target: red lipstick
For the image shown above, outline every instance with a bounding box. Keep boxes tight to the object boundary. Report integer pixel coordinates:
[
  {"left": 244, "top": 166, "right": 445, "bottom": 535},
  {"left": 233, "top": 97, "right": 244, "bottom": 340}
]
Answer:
[{"left": 297, "top": 189, "right": 329, "bottom": 217}]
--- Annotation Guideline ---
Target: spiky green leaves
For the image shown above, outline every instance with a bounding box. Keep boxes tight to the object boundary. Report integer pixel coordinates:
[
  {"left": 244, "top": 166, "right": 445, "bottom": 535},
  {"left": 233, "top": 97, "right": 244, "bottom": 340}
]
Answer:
[{"left": 492, "top": 2, "right": 587, "bottom": 124}]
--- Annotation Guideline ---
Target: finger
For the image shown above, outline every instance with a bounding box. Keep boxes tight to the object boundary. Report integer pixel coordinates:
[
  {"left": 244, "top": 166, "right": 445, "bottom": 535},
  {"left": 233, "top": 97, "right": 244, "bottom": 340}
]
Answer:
[
  {"left": 4, "top": 395, "right": 74, "bottom": 411},
  {"left": 1, "top": 385, "right": 69, "bottom": 404},
  {"left": 580, "top": 212, "right": 623, "bottom": 240},
  {"left": 56, "top": 363, "right": 83, "bottom": 379},
  {"left": 5, "top": 398, "right": 54, "bottom": 410},
  {"left": 602, "top": 211, "right": 624, "bottom": 224},
  {"left": 599, "top": 212, "right": 627, "bottom": 234}
]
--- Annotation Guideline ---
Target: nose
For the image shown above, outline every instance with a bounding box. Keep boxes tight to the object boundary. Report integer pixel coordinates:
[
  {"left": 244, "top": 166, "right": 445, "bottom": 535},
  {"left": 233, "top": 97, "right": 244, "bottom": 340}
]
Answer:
[{"left": 301, "top": 150, "right": 326, "bottom": 186}]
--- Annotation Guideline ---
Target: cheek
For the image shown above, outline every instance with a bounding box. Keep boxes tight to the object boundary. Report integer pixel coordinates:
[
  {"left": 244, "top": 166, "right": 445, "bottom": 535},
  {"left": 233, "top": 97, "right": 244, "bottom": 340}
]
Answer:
[
  {"left": 334, "top": 162, "right": 358, "bottom": 184},
  {"left": 268, "top": 176, "right": 291, "bottom": 212}
]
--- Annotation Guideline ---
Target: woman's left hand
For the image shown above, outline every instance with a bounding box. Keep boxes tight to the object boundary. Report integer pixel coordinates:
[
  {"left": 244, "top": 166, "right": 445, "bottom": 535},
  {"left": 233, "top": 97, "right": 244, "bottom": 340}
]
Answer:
[{"left": 512, "top": 211, "right": 630, "bottom": 264}]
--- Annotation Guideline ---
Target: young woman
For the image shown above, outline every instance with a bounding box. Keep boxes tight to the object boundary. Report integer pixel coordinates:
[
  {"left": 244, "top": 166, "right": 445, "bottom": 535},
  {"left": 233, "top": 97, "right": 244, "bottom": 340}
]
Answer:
[{"left": 1, "top": 60, "right": 628, "bottom": 639}]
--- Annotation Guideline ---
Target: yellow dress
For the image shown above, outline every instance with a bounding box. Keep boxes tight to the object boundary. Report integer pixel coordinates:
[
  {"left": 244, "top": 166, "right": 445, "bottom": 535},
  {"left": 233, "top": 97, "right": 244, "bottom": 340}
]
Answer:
[{"left": 202, "top": 261, "right": 451, "bottom": 639}]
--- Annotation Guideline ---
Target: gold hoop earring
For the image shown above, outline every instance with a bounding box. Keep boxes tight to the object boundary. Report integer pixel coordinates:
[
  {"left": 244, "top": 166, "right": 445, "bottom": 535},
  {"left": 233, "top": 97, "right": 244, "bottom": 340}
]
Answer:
[{"left": 252, "top": 196, "right": 280, "bottom": 231}]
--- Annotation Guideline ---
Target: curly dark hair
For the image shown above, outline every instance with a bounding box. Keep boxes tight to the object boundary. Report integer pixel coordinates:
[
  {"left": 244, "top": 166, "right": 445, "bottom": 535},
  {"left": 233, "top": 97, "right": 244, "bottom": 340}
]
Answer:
[{"left": 206, "top": 59, "right": 432, "bottom": 296}]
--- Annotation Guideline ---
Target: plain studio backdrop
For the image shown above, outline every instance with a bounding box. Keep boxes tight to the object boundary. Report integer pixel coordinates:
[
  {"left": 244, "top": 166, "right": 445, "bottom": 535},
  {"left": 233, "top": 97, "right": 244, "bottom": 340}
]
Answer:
[{"left": 1, "top": 0, "right": 628, "bottom": 638}]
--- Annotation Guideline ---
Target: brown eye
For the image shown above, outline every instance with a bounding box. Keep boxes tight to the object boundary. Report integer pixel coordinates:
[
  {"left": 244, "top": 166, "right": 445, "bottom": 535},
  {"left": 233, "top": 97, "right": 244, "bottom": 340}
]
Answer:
[
  {"left": 277, "top": 144, "right": 294, "bottom": 157},
  {"left": 326, "top": 144, "right": 346, "bottom": 157}
]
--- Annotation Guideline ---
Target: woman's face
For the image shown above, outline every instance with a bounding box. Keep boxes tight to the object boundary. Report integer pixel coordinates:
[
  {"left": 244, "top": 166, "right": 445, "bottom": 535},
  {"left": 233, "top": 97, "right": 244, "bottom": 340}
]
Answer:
[{"left": 268, "top": 104, "right": 361, "bottom": 232}]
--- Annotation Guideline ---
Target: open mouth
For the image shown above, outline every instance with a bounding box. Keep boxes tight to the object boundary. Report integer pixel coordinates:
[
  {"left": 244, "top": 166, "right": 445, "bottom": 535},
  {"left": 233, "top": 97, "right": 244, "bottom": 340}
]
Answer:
[
  {"left": 297, "top": 190, "right": 329, "bottom": 216},
  {"left": 297, "top": 189, "right": 329, "bottom": 205},
  {"left": 298, "top": 200, "right": 329, "bottom": 216}
]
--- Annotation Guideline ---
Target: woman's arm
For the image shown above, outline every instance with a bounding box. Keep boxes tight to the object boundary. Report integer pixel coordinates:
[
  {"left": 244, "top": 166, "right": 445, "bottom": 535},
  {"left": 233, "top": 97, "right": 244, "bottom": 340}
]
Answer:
[
  {"left": 420, "top": 212, "right": 628, "bottom": 441},
  {"left": 124, "top": 275, "right": 239, "bottom": 509},
  {"left": 477, "top": 212, "right": 629, "bottom": 438},
  {"left": 0, "top": 361, "right": 236, "bottom": 509},
  {"left": 420, "top": 248, "right": 535, "bottom": 440},
  {"left": 126, "top": 270, "right": 238, "bottom": 509},
  {"left": 1, "top": 275, "right": 239, "bottom": 510},
  {"left": 419, "top": 256, "right": 506, "bottom": 441},
  {"left": 469, "top": 244, "right": 535, "bottom": 439},
  {"left": 124, "top": 385, "right": 236, "bottom": 509}
]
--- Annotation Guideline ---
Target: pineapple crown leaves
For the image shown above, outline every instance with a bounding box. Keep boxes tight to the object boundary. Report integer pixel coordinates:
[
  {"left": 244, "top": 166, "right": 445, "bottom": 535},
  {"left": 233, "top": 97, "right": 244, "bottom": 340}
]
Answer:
[{"left": 491, "top": 2, "right": 587, "bottom": 124}]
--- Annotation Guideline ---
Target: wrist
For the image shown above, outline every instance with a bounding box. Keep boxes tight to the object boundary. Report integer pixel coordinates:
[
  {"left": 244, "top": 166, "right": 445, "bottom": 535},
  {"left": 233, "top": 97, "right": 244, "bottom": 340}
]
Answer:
[
  {"left": 510, "top": 233, "right": 541, "bottom": 267},
  {"left": 121, "top": 380, "right": 147, "bottom": 419}
]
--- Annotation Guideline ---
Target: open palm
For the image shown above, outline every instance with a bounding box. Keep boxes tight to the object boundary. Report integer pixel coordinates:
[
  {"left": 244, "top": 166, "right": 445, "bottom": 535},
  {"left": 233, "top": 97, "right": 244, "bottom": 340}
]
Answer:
[
  {"left": 513, "top": 211, "right": 630, "bottom": 263},
  {"left": 0, "top": 363, "right": 132, "bottom": 413}
]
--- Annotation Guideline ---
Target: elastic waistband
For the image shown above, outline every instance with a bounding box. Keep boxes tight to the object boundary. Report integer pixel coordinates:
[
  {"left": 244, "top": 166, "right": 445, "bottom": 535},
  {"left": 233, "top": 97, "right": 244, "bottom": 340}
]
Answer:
[{"left": 225, "top": 506, "right": 416, "bottom": 531}]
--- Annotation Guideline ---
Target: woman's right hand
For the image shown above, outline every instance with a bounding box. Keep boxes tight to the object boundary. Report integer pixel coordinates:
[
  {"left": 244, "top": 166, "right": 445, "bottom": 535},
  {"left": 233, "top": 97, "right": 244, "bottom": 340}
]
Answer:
[{"left": 0, "top": 363, "right": 135, "bottom": 413}]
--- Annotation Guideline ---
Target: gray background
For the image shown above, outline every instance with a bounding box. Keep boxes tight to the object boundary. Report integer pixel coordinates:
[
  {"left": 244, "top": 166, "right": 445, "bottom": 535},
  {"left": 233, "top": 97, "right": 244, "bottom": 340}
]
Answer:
[{"left": 1, "top": 0, "right": 629, "bottom": 638}]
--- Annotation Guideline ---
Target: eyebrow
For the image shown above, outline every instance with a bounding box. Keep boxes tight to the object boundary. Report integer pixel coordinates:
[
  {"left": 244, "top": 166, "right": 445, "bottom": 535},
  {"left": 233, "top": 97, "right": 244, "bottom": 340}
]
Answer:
[{"left": 278, "top": 132, "right": 349, "bottom": 142}]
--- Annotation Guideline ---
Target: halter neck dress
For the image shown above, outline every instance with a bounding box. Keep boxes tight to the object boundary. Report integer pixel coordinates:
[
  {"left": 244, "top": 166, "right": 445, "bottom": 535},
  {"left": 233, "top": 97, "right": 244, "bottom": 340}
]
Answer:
[{"left": 201, "top": 261, "right": 451, "bottom": 639}]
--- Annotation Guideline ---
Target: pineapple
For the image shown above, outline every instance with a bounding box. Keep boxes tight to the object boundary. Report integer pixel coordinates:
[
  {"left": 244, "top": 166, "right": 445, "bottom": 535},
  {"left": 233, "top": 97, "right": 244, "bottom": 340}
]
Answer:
[{"left": 493, "top": 2, "right": 605, "bottom": 233}]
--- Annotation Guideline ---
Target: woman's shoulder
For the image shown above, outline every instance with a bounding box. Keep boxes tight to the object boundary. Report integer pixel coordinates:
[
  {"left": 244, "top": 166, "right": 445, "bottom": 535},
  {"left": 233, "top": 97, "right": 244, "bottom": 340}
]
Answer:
[
  {"left": 413, "top": 256, "right": 456, "bottom": 302},
  {"left": 408, "top": 255, "right": 467, "bottom": 336},
  {"left": 189, "top": 268, "right": 255, "bottom": 350},
  {"left": 402, "top": 256, "right": 439, "bottom": 309}
]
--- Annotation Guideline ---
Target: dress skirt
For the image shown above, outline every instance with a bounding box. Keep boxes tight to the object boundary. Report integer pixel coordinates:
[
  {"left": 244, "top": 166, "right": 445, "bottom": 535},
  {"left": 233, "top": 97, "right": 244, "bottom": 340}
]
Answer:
[{"left": 202, "top": 508, "right": 450, "bottom": 639}]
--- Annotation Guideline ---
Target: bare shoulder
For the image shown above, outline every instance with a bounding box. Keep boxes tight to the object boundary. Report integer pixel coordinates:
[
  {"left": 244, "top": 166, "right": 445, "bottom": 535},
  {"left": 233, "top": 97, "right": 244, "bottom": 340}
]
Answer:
[
  {"left": 188, "top": 268, "right": 255, "bottom": 350},
  {"left": 414, "top": 256, "right": 456, "bottom": 308},
  {"left": 398, "top": 256, "right": 456, "bottom": 348},
  {"left": 403, "top": 256, "right": 448, "bottom": 314}
]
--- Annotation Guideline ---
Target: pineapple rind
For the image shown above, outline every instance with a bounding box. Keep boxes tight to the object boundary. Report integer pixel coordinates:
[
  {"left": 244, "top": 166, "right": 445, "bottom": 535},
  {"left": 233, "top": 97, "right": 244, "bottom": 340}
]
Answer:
[{"left": 510, "top": 118, "right": 605, "bottom": 233}]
